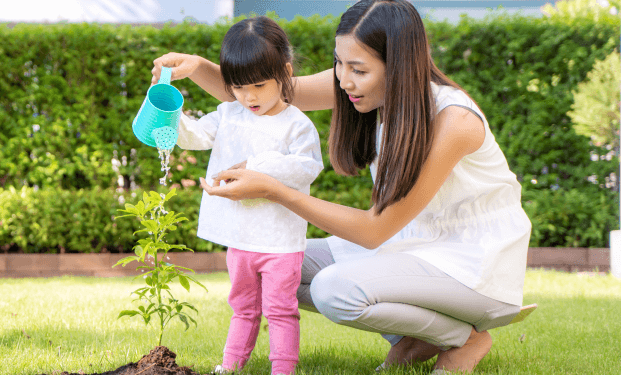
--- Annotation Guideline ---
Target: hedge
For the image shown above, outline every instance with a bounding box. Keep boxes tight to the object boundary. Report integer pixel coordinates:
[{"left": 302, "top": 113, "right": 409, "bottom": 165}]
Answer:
[
  {"left": 1, "top": 183, "right": 617, "bottom": 253},
  {"left": 0, "top": 185, "right": 372, "bottom": 253},
  {"left": 0, "top": 11, "right": 619, "bottom": 252}
]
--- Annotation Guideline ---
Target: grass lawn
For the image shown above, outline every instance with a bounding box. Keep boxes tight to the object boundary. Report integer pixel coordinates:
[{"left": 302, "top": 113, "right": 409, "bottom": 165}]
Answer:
[{"left": 1, "top": 268, "right": 621, "bottom": 375}]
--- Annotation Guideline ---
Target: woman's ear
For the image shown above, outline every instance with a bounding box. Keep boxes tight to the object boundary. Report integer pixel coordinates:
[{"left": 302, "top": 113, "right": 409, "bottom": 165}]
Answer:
[{"left": 286, "top": 62, "right": 293, "bottom": 77}]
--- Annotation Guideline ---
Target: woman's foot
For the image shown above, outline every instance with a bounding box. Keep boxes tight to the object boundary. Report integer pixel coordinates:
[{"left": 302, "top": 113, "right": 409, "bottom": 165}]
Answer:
[
  {"left": 384, "top": 336, "right": 443, "bottom": 367},
  {"left": 432, "top": 328, "right": 492, "bottom": 374}
]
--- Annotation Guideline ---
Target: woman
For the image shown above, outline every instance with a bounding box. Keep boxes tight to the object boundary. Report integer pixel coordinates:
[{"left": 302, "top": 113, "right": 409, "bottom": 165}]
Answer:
[{"left": 152, "top": 0, "right": 532, "bottom": 373}]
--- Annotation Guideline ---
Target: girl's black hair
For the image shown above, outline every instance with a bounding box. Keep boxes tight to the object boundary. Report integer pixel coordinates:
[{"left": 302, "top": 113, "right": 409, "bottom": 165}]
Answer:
[{"left": 220, "top": 16, "right": 295, "bottom": 102}]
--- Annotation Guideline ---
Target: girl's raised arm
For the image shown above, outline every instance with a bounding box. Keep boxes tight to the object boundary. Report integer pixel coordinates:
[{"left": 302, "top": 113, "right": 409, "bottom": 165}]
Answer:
[
  {"left": 152, "top": 53, "right": 335, "bottom": 111},
  {"left": 201, "top": 107, "right": 485, "bottom": 249},
  {"left": 152, "top": 53, "right": 233, "bottom": 102}
]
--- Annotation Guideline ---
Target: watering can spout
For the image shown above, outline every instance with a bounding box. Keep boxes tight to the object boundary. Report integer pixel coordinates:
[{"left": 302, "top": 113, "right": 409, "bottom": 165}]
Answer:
[{"left": 132, "top": 67, "right": 183, "bottom": 150}]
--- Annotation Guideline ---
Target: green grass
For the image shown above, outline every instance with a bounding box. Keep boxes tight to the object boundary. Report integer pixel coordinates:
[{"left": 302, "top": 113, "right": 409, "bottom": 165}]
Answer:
[{"left": 1, "top": 269, "right": 621, "bottom": 375}]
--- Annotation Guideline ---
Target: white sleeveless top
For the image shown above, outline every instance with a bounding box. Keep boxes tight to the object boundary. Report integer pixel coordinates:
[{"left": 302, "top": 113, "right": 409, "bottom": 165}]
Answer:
[{"left": 327, "top": 82, "right": 532, "bottom": 306}]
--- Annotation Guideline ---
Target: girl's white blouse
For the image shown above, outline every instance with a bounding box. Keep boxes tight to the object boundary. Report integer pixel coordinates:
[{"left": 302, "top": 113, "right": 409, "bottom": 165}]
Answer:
[
  {"left": 176, "top": 101, "right": 323, "bottom": 254},
  {"left": 327, "top": 83, "right": 532, "bottom": 306}
]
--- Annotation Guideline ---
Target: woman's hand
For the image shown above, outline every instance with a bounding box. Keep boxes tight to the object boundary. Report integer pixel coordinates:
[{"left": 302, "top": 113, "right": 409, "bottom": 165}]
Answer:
[
  {"left": 152, "top": 52, "right": 202, "bottom": 85},
  {"left": 227, "top": 160, "right": 247, "bottom": 170},
  {"left": 199, "top": 169, "right": 281, "bottom": 201}
]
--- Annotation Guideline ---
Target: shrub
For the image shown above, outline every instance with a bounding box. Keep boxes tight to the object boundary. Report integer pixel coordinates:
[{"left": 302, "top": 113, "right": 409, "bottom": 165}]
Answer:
[
  {"left": 0, "top": 186, "right": 221, "bottom": 253},
  {"left": 523, "top": 186, "right": 619, "bottom": 247},
  {"left": 567, "top": 50, "right": 620, "bottom": 155},
  {"left": 1, "top": 11, "right": 619, "bottom": 248}
]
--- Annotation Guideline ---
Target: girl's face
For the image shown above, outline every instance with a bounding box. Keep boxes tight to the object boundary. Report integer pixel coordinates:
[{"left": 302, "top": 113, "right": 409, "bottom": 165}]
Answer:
[
  {"left": 230, "top": 63, "right": 292, "bottom": 117},
  {"left": 334, "top": 35, "right": 386, "bottom": 113}
]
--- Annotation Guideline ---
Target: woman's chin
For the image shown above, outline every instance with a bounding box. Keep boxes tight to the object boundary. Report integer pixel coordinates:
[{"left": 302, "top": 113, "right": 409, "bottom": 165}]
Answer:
[{"left": 353, "top": 104, "right": 373, "bottom": 113}]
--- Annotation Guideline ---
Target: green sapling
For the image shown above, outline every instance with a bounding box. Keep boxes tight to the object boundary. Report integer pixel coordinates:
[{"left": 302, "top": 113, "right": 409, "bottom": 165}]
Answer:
[{"left": 113, "top": 188, "right": 207, "bottom": 346}]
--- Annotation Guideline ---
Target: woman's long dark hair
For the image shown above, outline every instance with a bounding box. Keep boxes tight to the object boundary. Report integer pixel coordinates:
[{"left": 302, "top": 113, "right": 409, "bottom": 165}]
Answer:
[
  {"left": 330, "top": 0, "right": 467, "bottom": 214},
  {"left": 220, "top": 16, "right": 295, "bottom": 102}
]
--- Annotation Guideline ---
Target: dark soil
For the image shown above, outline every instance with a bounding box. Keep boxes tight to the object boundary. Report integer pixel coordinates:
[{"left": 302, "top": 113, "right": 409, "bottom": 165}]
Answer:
[{"left": 53, "top": 346, "right": 199, "bottom": 375}]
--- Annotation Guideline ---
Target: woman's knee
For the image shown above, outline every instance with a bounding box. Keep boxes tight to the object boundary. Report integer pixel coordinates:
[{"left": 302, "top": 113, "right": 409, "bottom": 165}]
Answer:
[{"left": 309, "top": 265, "right": 365, "bottom": 323}]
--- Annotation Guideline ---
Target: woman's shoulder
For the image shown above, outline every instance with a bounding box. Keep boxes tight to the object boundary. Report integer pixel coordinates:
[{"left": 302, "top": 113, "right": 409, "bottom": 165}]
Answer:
[
  {"left": 435, "top": 105, "right": 485, "bottom": 157},
  {"left": 431, "top": 82, "right": 485, "bottom": 124}
]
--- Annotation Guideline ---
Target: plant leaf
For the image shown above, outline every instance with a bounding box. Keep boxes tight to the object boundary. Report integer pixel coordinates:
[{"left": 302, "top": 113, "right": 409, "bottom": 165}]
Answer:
[
  {"left": 178, "top": 275, "right": 190, "bottom": 292},
  {"left": 185, "top": 275, "right": 209, "bottom": 292},
  {"left": 118, "top": 310, "right": 140, "bottom": 318},
  {"left": 181, "top": 302, "right": 199, "bottom": 313},
  {"left": 134, "top": 245, "right": 144, "bottom": 257},
  {"left": 136, "top": 201, "right": 146, "bottom": 215},
  {"left": 112, "top": 256, "right": 138, "bottom": 268},
  {"left": 178, "top": 314, "right": 190, "bottom": 330},
  {"left": 165, "top": 188, "right": 177, "bottom": 201},
  {"left": 140, "top": 220, "right": 159, "bottom": 233}
]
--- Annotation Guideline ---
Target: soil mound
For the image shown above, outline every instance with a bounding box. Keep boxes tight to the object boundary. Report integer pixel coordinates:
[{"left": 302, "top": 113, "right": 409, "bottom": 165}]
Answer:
[
  {"left": 51, "top": 346, "right": 199, "bottom": 375},
  {"left": 101, "top": 346, "right": 198, "bottom": 375}
]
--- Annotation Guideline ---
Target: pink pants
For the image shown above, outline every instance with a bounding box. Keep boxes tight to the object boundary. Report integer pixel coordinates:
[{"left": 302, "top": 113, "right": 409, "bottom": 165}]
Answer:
[{"left": 223, "top": 247, "right": 304, "bottom": 375}]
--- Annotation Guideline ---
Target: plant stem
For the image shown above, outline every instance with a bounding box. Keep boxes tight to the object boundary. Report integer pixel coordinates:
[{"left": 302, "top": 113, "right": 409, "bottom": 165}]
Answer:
[{"left": 153, "top": 214, "right": 165, "bottom": 347}]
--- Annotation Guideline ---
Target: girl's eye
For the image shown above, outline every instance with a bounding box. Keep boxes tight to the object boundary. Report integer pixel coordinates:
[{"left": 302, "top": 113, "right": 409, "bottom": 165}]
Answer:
[
  {"left": 233, "top": 86, "right": 242, "bottom": 89},
  {"left": 255, "top": 84, "right": 265, "bottom": 88},
  {"left": 353, "top": 69, "right": 365, "bottom": 75}
]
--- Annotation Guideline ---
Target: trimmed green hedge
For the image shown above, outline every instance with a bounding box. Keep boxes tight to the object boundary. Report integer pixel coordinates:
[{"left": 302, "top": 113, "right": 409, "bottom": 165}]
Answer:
[
  {"left": 0, "top": 12, "right": 619, "bottom": 252},
  {"left": 1, "top": 183, "right": 617, "bottom": 253},
  {"left": 0, "top": 185, "right": 372, "bottom": 253}
]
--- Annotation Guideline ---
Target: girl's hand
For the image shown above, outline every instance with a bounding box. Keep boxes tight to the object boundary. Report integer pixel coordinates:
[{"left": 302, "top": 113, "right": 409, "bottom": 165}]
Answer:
[
  {"left": 152, "top": 52, "right": 202, "bottom": 85},
  {"left": 199, "top": 169, "right": 280, "bottom": 201}
]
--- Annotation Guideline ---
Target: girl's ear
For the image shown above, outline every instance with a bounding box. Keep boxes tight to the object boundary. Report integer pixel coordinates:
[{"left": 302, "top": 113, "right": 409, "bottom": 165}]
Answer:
[{"left": 285, "top": 62, "right": 293, "bottom": 77}]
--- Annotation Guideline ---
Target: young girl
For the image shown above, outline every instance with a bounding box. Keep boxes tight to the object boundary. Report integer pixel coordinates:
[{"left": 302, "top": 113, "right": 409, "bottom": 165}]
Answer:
[
  {"left": 172, "top": 16, "right": 323, "bottom": 375},
  {"left": 152, "top": 1, "right": 532, "bottom": 373}
]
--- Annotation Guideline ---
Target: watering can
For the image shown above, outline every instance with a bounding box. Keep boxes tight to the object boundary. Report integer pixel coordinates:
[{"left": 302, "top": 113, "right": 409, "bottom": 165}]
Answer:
[{"left": 132, "top": 67, "right": 183, "bottom": 150}]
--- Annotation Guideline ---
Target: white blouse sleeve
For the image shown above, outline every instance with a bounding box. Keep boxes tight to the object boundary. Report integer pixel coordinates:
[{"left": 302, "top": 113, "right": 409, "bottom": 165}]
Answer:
[
  {"left": 176, "top": 109, "right": 222, "bottom": 150},
  {"left": 246, "top": 120, "right": 323, "bottom": 190}
]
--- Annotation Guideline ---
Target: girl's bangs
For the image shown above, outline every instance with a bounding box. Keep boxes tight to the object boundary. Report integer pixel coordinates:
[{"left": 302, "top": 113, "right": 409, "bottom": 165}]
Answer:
[{"left": 221, "top": 38, "right": 280, "bottom": 87}]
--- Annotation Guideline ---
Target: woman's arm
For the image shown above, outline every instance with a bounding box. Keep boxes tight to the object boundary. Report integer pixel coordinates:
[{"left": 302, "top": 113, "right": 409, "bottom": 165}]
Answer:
[
  {"left": 290, "top": 69, "right": 335, "bottom": 111},
  {"left": 201, "top": 106, "right": 484, "bottom": 249},
  {"left": 152, "top": 53, "right": 335, "bottom": 111}
]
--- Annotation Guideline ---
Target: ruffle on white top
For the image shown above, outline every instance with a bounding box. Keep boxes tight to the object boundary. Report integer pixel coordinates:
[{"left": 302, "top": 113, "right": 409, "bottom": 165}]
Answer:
[
  {"left": 177, "top": 101, "right": 323, "bottom": 253},
  {"left": 327, "top": 83, "right": 531, "bottom": 306}
]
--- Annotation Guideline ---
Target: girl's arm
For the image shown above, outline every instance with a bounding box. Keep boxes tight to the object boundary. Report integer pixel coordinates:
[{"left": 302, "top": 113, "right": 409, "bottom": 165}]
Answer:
[
  {"left": 152, "top": 53, "right": 335, "bottom": 111},
  {"left": 201, "top": 107, "right": 485, "bottom": 249}
]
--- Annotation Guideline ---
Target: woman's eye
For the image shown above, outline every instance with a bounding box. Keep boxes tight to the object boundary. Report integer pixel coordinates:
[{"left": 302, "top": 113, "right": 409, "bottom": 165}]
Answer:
[
  {"left": 255, "top": 84, "right": 265, "bottom": 88},
  {"left": 353, "top": 69, "right": 365, "bottom": 75}
]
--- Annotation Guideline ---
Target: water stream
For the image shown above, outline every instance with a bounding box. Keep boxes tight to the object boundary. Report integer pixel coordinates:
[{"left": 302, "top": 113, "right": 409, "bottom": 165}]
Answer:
[{"left": 157, "top": 147, "right": 172, "bottom": 186}]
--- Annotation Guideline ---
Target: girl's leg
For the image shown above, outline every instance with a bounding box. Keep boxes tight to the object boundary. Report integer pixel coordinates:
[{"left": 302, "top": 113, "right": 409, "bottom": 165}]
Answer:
[
  {"left": 260, "top": 251, "right": 305, "bottom": 375},
  {"left": 297, "top": 238, "right": 335, "bottom": 313},
  {"left": 222, "top": 248, "right": 263, "bottom": 371},
  {"left": 310, "top": 253, "right": 520, "bottom": 371}
]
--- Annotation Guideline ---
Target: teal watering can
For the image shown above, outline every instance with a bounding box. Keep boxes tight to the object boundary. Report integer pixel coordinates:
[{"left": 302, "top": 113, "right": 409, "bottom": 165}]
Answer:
[{"left": 132, "top": 67, "right": 183, "bottom": 150}]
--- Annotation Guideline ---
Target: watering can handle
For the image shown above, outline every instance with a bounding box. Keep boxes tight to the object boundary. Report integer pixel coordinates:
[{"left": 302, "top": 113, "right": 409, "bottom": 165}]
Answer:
[{"left": 159, "top": 67, "right": 172, "bottom": 85}]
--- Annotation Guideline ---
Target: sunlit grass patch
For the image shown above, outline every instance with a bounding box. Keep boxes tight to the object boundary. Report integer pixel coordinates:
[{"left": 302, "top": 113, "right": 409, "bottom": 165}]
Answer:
[{"left": 1, "top": 269, "right": 620, "bottom": 374}]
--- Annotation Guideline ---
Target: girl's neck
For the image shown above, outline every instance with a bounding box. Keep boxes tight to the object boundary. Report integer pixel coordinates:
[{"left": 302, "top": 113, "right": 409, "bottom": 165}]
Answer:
[{"left": 262, "top": 99, "right": 289, "bottom": 117}]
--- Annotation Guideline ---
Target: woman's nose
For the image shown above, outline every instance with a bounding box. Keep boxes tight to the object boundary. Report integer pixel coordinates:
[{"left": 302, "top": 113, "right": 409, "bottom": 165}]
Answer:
[{"left": 339, "top": 72, "right": 354, "bottom": 91}]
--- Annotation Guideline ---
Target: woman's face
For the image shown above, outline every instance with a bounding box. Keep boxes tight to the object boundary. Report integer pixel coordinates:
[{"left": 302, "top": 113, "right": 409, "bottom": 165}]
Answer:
[{"left": 334, "top": 34, "right": 386, "bottom": 113}]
